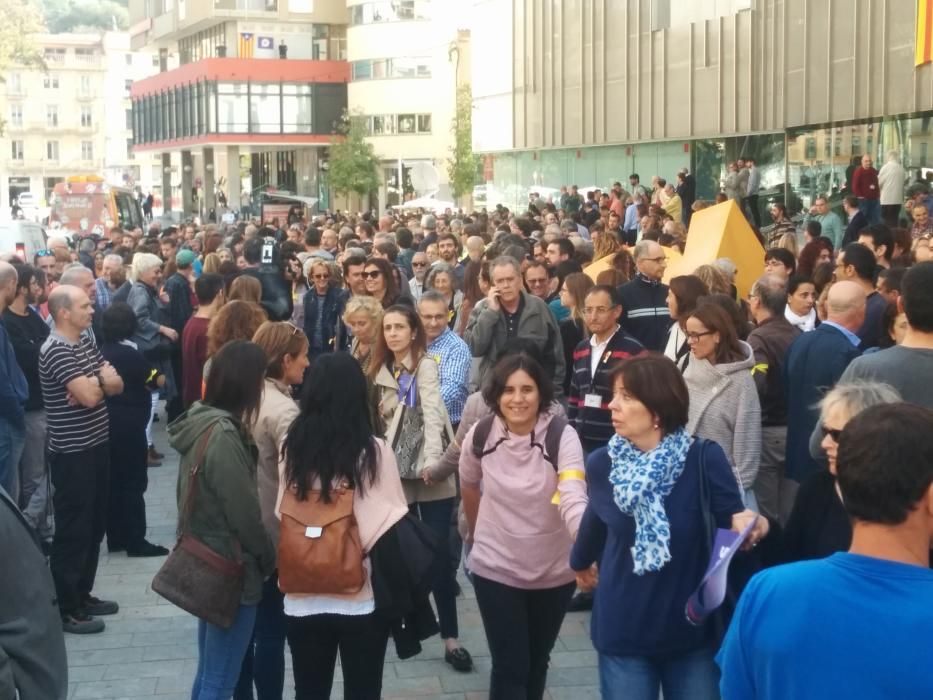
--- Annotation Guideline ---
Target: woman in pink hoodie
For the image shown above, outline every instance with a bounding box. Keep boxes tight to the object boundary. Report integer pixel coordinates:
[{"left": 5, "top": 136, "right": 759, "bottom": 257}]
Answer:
[{"left": 460, "top": 352, "right": 589, "bottom": 699}]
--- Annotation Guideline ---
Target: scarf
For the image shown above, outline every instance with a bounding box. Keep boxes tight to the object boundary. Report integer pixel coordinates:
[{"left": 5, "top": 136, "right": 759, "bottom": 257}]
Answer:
[
  {"left": 784, "top": 306, "right": 817, "bottom": 333},
  {"left": 608, "top": 428, "right": 693, "bottom": 575}
]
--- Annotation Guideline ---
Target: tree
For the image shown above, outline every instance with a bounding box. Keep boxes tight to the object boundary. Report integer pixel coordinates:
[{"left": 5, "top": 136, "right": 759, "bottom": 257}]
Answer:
[
  {"left": 447, "top": 85, "right": 477, "bottom": 200},
  {"left": 0, "top": 0, "right": 44, "bottom": 75},
  {"left": 41, "top": 0, "right": 129, "bottom": 33},
  {"left": 327, "top": 110, "right": 381, "bottom": 199}
]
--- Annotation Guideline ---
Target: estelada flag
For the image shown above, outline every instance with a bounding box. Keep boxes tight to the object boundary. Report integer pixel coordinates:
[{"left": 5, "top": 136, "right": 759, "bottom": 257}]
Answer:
[
  {"left": 917, "top": 0, "right": 933, "bottom": 66},
  {"left": 239, "top": 32, "right": 254, "bottom": 59}
]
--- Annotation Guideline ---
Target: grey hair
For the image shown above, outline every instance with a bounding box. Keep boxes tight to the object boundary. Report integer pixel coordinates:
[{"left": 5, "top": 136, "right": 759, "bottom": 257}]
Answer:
[
  {"left": 418, "top": 290, "right": 448, "bottom": 307},
  {"left": 421, "top": 214, "right": 437, "bottom": 230},
  {"left": 752, "top": 274, "right": 787, "bottom": 317},
  {"left": 632, "top": 240, "right": 659, "bottom": 261},
  {"left": 59, "top": 263, "right": 93, "bottom": 286},
  {"left": 544, "top": 223, "right": 561, "bottom": 237},
  {"left": 425, "top": 262, "right": 460, "bottom": 291},
  {"left": 78, "top": 238, "right": 97, "bottom": 254},
  {"left": 887, "top": 150, "right": 901, "bottom": 162},
  {"left": 47, "top": 285, "right": 75, "bottom": 319},
  {"left": 344, "top": 246, "right": 366, "bottom": 259},
  {"left": 130, "top": 253, "right": 163, "bottom": 282},
  {"left": 819, "top": 381, "right": 902, "bottom": 423},
  {"left": 103, "top": 253, "right": 124, "bottom": 266},
  {"left": 490, "top": 255, "right": 521, "bottom": 276},
  {"left": 450, "top": 219, "right": 463, "bottom": 233}
]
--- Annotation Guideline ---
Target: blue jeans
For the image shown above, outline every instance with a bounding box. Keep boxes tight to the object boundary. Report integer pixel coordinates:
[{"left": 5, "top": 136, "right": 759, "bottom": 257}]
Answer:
[
  {"left": 235, "top": 574, "right": 287, "bottom": 700},
  {"left": 409, "top": 498, "right": 459, "bottom": 639},
  {"left": 859, "top": 197, "right": 881, "bottom": 225},
  {"left": 192, "top": 604, "right": 257, "bottom": 700},
  {"left": 598, "top": 648, "right": 720, "bottom": 700},
  {"left": 0, "top": 416, "right": 25, "bottom": 499}
]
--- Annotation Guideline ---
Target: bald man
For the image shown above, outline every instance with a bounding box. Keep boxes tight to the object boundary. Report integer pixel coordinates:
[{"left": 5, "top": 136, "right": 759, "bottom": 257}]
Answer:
[
  {"left": 0, "top": 261, "right": 28, "bottom": 498},
  {"left": 40, "top": 285, "right": 123, "bottom": 634},
  {"left": 784, "top": 280, "right": 866, "bottom": 484}
]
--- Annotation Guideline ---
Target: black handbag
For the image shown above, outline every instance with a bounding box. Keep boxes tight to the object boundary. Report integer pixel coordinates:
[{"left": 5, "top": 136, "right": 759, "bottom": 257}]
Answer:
[{"left": 151, "top": 424, "right": 245, "bottom": 628}]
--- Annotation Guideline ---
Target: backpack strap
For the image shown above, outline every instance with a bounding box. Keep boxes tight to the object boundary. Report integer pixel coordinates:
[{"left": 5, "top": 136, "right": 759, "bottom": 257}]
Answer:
[
  {"left": 471, "top": 414, "right": 503, "bottom": 459},
  {"left": 541, "top": 414, "right": 569, "bottom": 471}
]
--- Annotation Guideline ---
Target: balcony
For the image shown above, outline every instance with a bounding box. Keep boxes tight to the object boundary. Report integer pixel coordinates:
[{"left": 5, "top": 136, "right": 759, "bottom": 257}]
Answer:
[{"left": 213, "top": 0, "right": 277, "bottom": 10}]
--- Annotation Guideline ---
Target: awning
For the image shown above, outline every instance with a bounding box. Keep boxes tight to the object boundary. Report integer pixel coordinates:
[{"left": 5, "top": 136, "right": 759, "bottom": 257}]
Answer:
[{"left": 261, "top": 193, "right": 319, "bottom": 208}]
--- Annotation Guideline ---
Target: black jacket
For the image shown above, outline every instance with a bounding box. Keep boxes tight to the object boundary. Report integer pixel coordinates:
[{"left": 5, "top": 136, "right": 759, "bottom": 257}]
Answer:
[
  {"left": 747, "top": 316, "right": 801, "bottom": 426},
  {"left": 301, "top": 286, "right": 343, "bottom": 356},
  {"left": 616, "top": 275, "right": 672, "bottom": 352},
  {"left": 240, "top": 266, "right": 293, "bottom": 321},
  {"left": 369, "top": 513, "right": 440, "bottom": 659},
  {"left": 842, "top": 210, "right": 869, "bottom": 247},
  {"left": 164, "top": 272, "right": 194, "bottom": 336}
]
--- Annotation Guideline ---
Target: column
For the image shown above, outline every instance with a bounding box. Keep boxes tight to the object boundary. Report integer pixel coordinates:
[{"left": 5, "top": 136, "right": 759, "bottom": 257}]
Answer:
[
  {"left": 161, "top": 153, "right": 172, "bottom": 215},
  {"left": 181, "top": 150, "right": 194, "bottom": 217},
  {"left": 203, "top": 147, "right": 216, "bottom": 219}
]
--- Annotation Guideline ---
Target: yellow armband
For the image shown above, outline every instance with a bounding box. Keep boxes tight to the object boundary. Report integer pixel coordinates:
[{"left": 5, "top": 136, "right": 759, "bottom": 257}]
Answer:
[
  {"left": 551, "top": 469, "right": 586, "bottom": 504},
  {"left": 751, "top": 362, "right": 769, "bottom": 376}
]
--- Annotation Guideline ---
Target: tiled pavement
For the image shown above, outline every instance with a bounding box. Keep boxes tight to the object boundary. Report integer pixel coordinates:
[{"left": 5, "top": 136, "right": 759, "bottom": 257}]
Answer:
[{"left": 65, "top": 417, "right": 600, "bottom": 699}]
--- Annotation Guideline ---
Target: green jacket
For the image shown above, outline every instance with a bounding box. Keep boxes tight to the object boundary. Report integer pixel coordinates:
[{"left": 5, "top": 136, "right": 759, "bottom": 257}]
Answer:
[{"left": 168, "top": 402, "right": 275, "bottom": 604}]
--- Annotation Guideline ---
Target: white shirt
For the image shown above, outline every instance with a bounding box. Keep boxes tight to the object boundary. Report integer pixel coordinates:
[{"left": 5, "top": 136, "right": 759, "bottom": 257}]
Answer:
[
  {"left": 409, "top": 277, "right": 425, "bottom": 300},
  {"left": 590, "top": 325, "right": 620, "bottom": 378}
]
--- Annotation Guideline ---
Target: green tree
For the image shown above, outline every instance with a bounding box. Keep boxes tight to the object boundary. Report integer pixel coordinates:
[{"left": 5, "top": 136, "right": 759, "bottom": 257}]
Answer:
[
  {"left": 0, "top": 0, "right": 44, "bottom": 74},
  {"left": 447, "top": 85, "right": 477, "bottom": 200},
  {"left": 327, "top": 110, "right": 381, "bottom": 198},
  {"left": 40, "top": 0, "right": 129, "bottom": 32}
]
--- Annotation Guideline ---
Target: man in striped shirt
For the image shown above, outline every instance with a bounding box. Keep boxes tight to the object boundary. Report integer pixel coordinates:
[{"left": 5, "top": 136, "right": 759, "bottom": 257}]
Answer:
[
  {"left": 39, "top": 285, "right": 124, "bottom": 635},
  {"left": 616, "top": 240, "right": 672, "bottom": 351}
]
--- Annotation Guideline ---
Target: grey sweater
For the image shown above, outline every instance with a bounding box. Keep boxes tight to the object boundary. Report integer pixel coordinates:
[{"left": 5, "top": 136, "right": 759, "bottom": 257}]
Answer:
[{"left": 684, "top": 341, "right": 761, "bottom": 490}]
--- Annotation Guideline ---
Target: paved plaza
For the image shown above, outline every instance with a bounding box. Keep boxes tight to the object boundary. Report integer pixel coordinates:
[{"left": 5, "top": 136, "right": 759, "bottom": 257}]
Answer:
[{"left": 64, "top": 418, "right": 600, "bottom": 699}]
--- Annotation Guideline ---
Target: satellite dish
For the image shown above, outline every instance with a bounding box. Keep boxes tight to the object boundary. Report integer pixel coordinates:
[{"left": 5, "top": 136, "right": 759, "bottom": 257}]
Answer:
[{"left": 409, "top": 162, "right": 440, "bottom": 196}]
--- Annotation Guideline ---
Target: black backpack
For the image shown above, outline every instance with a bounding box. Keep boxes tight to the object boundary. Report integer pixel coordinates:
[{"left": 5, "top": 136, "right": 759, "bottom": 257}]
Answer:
[{"left": 471, "top": 413, "right": 569, "bottom": 472}]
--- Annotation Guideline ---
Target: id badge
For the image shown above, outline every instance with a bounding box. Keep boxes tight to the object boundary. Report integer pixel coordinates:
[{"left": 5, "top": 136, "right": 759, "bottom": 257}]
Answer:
[{"left": 584, "top": 393, "right": 603, "bottom": 409}]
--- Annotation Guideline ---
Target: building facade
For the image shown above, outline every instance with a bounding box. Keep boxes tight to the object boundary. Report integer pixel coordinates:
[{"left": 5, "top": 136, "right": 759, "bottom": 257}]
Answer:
[
  {"left": 128, "top": 0, "right": 350, "bottom": 218},
  {"left": 0, "top": 32, "right": 162, "bottom": 216},
  {"left": 346, "top": 0, "right": 470, "bottom": 209},
  {"left": 472, "top": 0, "right": 933, "bottom": 215}
]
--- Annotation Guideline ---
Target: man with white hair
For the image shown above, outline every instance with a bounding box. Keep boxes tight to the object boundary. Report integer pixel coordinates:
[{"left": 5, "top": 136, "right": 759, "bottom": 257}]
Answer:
[
  {"left": 419, "top": 214, "right": 439, "bottom": 251},
  {"left": 40, "top": 285, "right": 124, "bottom": 634},
  {"left": 95, "top": 254, "right": 127, "bottom": 311},
  {"left": 877, "top": 150, "right": 907, "bottom": 228},
  {"left": 0, "top": 261, "right": 28, "bottom": 499}
]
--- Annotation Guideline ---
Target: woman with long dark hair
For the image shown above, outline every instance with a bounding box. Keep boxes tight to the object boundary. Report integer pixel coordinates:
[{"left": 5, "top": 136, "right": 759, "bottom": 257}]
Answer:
[
  {"left": 663, "top": 275, "right": 710, "bottom": 372},
  {"left": 168, "top": 340, "right": 275, "bottom": 700},
  {"left": 363, "top": 257, "right": 406, "bottom": 309},
  {"left": 279, "top": 353, "right": 409, "bottom": 700}
]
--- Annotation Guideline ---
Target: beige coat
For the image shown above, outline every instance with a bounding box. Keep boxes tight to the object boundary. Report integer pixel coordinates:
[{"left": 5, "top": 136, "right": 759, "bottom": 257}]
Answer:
[
  {"left": 254, "top": 378, "right": 299, "bottom": 547},
  {"left": 374, "top": 352, "right": 455, "bottom": 504}
]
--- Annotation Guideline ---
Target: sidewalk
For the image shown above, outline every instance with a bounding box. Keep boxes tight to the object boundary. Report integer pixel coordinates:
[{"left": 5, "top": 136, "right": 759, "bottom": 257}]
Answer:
[{"left": 65, "top": 417, "right": 600, "bottom": 699}]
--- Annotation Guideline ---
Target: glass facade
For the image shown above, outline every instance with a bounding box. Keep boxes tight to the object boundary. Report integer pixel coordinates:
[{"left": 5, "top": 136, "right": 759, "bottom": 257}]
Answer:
[
  {"left": 178, "top": 25, "right": 227, "bottom": 64},
  {"left": 132, "top": 81, "right": 344, "bottom": 144},
  {"left": 365, "top": 112, "right": 431, "bottom": 136},
  {"left": 349, "top": 1, "right": 430, "bottom": 25},
  {"left": 350, "top": 56, "right": 431, "bottom": 81}
]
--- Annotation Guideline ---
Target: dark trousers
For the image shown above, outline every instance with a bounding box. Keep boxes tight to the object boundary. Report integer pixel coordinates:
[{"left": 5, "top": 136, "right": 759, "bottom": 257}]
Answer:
[
  {"left": 743, "top": 195, "right": 761, "bottom": 228},
  {"left": 235, "top": 573, "right": 288, "bottom": 700},
  {"left": 287, "top": 612, "right": 390, "bottom": 700},
  {"left": 166, "top": 348, "right": 184, "bottom": 423},
  {"left": 409, "top": 498, "right": 459, "bottom": 639},
  {"left": 107, "top": 417, "right": 148, "bottom": 549},
  {"left": 472, "top": 574, "right": 575, "bottom": 700},
  {"left": 49, "top": 442, "right": 110, "bottom": 616},
  {"left": 881, "top": 204, "right": 901, "bottom": 228}
]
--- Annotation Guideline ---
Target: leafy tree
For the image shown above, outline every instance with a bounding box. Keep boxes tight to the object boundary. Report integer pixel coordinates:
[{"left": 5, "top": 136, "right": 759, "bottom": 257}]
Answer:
[
  {"left": 327, "top": 110, "right": 381, "bottom": 198},
  {"left": 40, "top": 0, "right": 129, "bottom": 32},
  {"left": 447, "top": 85, "right": 477, "bottom": 200},
  {"left": 0, "top": 0, "right": 44, "bottom": 75}
]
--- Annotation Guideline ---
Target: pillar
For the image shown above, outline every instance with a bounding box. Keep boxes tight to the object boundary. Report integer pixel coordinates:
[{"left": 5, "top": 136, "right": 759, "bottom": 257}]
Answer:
[
  {"left": 226, "top": 145, "right": 242, "bottom": 213},
  {"left": 203, "top": 147, "right": 216, "bottom": 219},
  {"left": 161, "top": 152, "right": 172, "bottom": 215},
  {"left": 181, "top": 150, "right": 194, "bottom": 217}
]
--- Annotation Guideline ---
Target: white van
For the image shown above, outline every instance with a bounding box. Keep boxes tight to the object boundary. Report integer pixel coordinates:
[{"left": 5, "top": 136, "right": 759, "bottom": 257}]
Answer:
[{"left": 0, "top": 220, "right": 48, "bottom": 263}]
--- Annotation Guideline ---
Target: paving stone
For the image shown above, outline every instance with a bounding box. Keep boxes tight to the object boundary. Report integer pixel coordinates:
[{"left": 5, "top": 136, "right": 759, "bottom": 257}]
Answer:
[{"left": 72, "top": 677, "right": 158, "bottom": 699}]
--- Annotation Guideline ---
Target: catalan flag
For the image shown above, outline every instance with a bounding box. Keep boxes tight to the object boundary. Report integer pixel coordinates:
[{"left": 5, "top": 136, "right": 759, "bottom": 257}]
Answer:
[
  {"left": 239, "top": 32, "right": 254, "bottom": 59},
  {"left": 917, "top": 0, "right": 933, "bottom": 66}
]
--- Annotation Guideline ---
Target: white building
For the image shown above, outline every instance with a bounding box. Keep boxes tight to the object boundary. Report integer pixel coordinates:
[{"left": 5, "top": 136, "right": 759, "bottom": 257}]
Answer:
[
  {"left": 0, "top": 32, "right": 162, "bottom": 215},
  {"left": 346, "top": 0, "right": 469, "bottom": 210}
]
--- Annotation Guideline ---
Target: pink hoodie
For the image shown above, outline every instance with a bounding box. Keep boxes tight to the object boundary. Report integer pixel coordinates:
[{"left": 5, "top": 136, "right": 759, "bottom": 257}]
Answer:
[{"left": 459, "top": 412, "right": 588, "bottom": 590}]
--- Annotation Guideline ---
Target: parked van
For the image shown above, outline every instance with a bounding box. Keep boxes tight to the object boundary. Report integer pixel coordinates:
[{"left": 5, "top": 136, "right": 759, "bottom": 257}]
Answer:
[{"left": 0, "top": 220, "right": 48, "bottom": 263}]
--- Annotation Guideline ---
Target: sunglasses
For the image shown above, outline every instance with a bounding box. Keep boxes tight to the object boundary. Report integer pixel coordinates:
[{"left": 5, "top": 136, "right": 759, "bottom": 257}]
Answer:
[
  {"left": 362, "top": 270, "right": 382, "bottom": 279},
  {"left": 35, "top": 249, "right": 54, "bottom": 258},
  {"left": 286, "top": 322, "right": 302, "bottom": 336},
  {"left": 412, "top": 261, "right": 428, "bottom": 268},
  {"left": 820, "top": 425, "right": 843, "bottom": 442}
]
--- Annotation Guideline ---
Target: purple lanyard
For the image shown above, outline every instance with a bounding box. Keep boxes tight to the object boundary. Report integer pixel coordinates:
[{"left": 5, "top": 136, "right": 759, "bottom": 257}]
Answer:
[{"left": 396, "top": 370, "right": 417, "bottom": 408}]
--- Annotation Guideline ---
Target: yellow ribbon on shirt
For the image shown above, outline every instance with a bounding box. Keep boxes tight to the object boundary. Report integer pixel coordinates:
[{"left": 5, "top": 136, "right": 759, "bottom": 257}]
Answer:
[{"left": 551, "top": 469, "right": 586, "bottom": 504}]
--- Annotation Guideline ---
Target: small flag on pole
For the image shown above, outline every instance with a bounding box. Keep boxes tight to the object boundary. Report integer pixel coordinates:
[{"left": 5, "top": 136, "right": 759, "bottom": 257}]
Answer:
[
  {"left": 256, "top": 35, "right": 276, "bottom": 58},
  {"left": 239, "top": 32, "right": 254, "bottom": 59},
  {"left": 917, "top": 0, "right": 933, "bottom": 66}
]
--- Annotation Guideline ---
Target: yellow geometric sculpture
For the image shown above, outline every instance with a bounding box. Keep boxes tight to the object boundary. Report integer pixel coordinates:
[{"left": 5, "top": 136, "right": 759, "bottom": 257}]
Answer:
[
  {"left": 663, "top": 199, "right": 766, "bottom": 299},
  {"left": 585, "top": 246, "right": 682, "bottom": 283}
]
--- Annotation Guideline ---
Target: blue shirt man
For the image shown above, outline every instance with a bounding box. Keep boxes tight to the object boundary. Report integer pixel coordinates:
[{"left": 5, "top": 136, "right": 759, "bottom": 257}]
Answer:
[{"left": 419, "top": 291, "right": 471, "bottom": 425}]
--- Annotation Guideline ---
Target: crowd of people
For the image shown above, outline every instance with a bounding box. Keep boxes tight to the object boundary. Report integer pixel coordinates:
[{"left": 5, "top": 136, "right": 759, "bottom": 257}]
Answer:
[{"left": 1, "top": 166, "right": 933, "bottom": 700}]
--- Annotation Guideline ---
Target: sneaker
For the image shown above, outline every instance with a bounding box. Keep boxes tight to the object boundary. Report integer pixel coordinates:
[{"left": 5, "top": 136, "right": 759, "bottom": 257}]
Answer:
[
  {"left": 108, "top": 541, "right": 126, "bottom": 553},
  {"left": 81, "top": 596, "right": 119, "bottom": 616},
  {"left": 567, "top": 591, "right": 594, "bottom": 612},
  {"left": 126, "top": 541, "right": 169, "bottom": 558},
  {"left": 62, "top": 612, "right": 105, "bottom": 634},
  {"left": 148, "top": 445, "right": 165, "bottom": 460},
  {"left": 444, "top": 646, "right": 474, "bottom": 673}
]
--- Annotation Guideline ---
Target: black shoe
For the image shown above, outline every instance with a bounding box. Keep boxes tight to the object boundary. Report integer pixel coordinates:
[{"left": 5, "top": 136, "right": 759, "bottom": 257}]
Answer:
[
  {"left": 148, "top": 445, "right": 165, "bottom": 460},
  {"left": 81, "top": 596, "right": 119, "bottom": 616},
  {"left": 152, "top": 414, "right": 160, "bottom": 423},
  {"left": 126, "top": 541, "right": 169, "bottom": 557},
  {"left": 108, "top": 541, "right": 126, "bottom": 553},
  {"left": 452, "top": 580, "right": 462, "bottom": 597},
  {"left": 567, "top": 591, "right": 594, "bottom": 612},
  {"left": 62, "top": 612, "right": 105, "bottom": 634},
  {"left": 444, "top": 646, "right": 474, "bottom": 673}
]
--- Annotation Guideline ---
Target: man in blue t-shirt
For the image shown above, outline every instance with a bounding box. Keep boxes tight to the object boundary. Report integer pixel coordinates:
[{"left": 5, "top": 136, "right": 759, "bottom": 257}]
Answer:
[{"left": 717, "top": 403, "right": 933, "bottom": 699}]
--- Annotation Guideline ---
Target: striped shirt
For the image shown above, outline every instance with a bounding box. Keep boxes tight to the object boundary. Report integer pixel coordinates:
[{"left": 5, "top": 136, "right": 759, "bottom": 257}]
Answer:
[
  {"left": 39, "top": 332, "right": 109, "bottom": 453},
  {"left": 427, "top": 328, "right": 471, "bottom": 424}
]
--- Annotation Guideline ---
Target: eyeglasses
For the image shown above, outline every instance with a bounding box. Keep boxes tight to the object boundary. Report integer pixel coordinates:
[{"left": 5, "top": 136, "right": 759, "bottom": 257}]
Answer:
[
  {"left": 583, "top": 306, "right": 615, "bottom": 315},
  {"left": 525, "top": 277, "right": 548, "bottom": 287},
  {"left": 362, "top": 270, "right": 382, "bottom": 279},
  {"left": 820, "top": 425, "right": 843, "bottom": 442},
  {"left": 311, "top": 273, "right": 331, "bottom": 280},
  {"left": 685, "top": 331, "right": 715, "bottom": 342},
  {"left": 412, "top": 261, "right": 428, "bottom": 268},
  {"left": 285, "top": 322, "right": 302, "bottom": 337},
  {"left": 643, "top": 257, "right": 667, "bottom": 264}
]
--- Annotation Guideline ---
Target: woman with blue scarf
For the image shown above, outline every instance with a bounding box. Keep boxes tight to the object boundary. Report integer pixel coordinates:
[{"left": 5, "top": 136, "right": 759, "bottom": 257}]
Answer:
[{"left": 570, "top": 355, "right": 767, "bottom": 700}]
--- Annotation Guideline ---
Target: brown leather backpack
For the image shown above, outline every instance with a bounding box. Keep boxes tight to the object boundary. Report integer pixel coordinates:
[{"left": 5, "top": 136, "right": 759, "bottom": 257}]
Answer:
[{"left": 277, "top": 483, "right": 366, "bottom": 595}]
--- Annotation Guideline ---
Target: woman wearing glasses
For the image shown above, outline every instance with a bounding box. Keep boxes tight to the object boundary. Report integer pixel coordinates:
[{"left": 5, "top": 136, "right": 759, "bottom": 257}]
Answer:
[
  {"left": 301, "top": 258, "right": 342, "bottom": 359},
  {"left": 683, "top": 302, "right": 761, "bottom": 503},
  {"left": 363, "top": 257, "right": 411, "bottom": 310},
  {"left": 783, "top": 381, "right": 900, "bottom": 562},
  {"left": 424, "top": 262, "right": 463, "bottom": 331}
]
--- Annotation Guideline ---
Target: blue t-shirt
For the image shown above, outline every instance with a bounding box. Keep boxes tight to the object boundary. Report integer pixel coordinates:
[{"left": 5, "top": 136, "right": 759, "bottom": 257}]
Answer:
[{"left": 717, "top": 552, "right": 933, "bottom": 699}]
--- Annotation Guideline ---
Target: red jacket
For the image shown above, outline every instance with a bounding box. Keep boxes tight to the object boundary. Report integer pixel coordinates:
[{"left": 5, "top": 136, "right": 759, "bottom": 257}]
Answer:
[{"left": 852, "top": 166, "right": 880, "bottom": 200}]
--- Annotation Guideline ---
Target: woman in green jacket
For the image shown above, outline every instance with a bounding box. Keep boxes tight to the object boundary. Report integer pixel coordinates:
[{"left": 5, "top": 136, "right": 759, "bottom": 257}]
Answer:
[{"left": 168, "top": 340, "right": 275, "bottom": 700}]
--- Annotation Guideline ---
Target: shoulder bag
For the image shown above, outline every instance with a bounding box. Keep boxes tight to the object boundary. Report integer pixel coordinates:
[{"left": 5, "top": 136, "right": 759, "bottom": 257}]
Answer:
[{"left": 151, "top": 424, "right": 245, "bottom": 629}]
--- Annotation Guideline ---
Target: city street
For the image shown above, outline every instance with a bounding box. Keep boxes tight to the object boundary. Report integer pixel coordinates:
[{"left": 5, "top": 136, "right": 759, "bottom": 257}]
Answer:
[{"left": 64, "top": 418, "right": 600, "bottom": 700}]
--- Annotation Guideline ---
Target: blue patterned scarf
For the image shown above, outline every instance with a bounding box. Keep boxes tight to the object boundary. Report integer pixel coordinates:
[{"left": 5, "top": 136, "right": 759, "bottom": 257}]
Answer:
[{"left": 608, "top": 428, "right": 693, "bottom": 575}]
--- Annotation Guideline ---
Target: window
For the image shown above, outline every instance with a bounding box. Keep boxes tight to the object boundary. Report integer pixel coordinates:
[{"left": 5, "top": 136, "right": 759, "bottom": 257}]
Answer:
[
  {"left": 46, "top": 141, "right": 59, "bottom": 161},
  {"left": 922, "top": 142, "right": 929, "bottom": 168},
  {"left": 365, "top": 113, "right": 431, "bottom": 136},
  {"left": 350, "top": 56, "right": 431, "bottom": 81},
  {"left": 417, "top": 114, "right": 431, "bottom": 133},
  {"left": 125, "top": 53, "right": 133, "bottom": 66},
  {"left": 47, "top": 105, "right": 59, "bottom": 128},
  {"left": 9, "top": 104, "right": 22, "bottom": 128},
  {"left": 834, "top": 137, "right": 842, "bottom": 156},
  {"left": 823, "top": 137, "right": 831, "bottom": 158},
  {"left": 851, "top": 136, "right": 861, "bottom": 156},
  {"left": 11, "top": 140, "right": 24, "bottom": 160},
  {"left": 127, "top": 138, "right": 135, "bottom": 159},
  {"left": 398, "top": 114, "right": 416, "bottom": 133},
  {"left": 349, "top": 0, "right": 430, "bottom": 25},
  {"left": 866, "top": 135, "right": 873, "bottom": 156},
  {"left": 43, "top": 75, "right": 60, "bottom": 89},
  {"left": 79, "top": 75, "right": 92, "bottom": 95},
  {"left": 125, "top": 79, "right": 134, "bottom": 96},
  {"left": 81, "top": 105, "right": 93, "bottom": 127},
  {"left": 9, "top": 73, "right": 22, "bottom": 94},
  {"left": 804, "top": 137, "right": 816, "bottom": 160},
  {"left": 44, "top": 48, "right": 65, "bottom": 64},
  {"left": 125, "top": 108, "right": 133, "bottom": 130},
  {"left": 81, "top": 141, "right": 94, "bottom": 160},
  {"left": 74, "top": 48, "right": 95, "bottom": 64}
]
